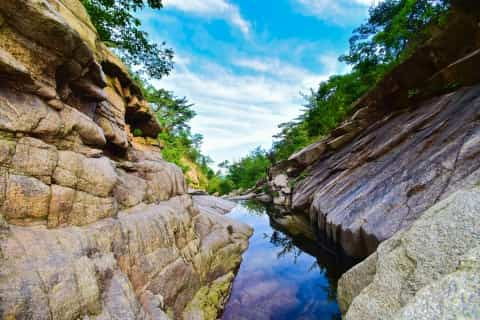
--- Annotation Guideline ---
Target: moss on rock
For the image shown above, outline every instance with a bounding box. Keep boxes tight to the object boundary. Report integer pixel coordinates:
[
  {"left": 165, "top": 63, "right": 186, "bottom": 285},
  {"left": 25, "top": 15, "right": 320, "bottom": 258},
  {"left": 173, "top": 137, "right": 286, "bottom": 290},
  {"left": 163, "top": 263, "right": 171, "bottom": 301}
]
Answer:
[{"left": 183, "top": 272, "right": 235, "bottom": 320}]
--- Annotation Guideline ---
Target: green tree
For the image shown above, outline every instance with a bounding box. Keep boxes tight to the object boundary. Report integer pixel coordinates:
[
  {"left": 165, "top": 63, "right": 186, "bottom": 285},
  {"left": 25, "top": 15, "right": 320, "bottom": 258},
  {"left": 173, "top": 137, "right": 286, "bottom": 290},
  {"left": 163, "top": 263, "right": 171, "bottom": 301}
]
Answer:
[
  {"left": 143, "top": 86, "right": 196, "bottom": 134},
  {"left": 340, "top": 0, "right": 449, "bottom": 82},
  {"left": 81, "top": 0, "right": 174, "bottom": 79}
]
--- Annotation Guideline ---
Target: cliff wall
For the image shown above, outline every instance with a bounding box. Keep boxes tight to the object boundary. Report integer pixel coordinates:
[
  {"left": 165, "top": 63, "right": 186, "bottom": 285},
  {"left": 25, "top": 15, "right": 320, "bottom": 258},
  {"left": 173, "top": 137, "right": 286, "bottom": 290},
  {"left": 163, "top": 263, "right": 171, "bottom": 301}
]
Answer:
[
  {"left": 0, "top": 1, "right": 251, "bottom": 319},
  {"left": 268, "top": 5, "right": 480, "bottom": 258}
]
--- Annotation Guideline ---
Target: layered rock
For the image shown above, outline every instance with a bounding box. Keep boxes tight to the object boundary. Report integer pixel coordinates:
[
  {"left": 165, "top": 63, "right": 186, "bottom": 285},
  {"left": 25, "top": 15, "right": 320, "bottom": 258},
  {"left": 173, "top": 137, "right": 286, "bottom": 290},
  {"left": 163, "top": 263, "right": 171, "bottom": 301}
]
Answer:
[
  {"left": 337, "top": 186, "right": 480, "bottom": 319},
  {"left": 268, "top": 4, "right": 480, "bottom": 258},
  {"left": 0, "top": 1, "right": 252, "bottom": 319}
]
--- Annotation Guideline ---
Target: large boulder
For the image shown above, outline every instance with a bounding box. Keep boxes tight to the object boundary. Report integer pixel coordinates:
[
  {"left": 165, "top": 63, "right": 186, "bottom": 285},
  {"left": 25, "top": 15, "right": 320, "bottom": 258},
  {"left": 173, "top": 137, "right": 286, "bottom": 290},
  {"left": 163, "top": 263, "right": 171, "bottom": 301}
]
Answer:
[{"left": 338, "top": 186, "right": 480, "bottom": 319}]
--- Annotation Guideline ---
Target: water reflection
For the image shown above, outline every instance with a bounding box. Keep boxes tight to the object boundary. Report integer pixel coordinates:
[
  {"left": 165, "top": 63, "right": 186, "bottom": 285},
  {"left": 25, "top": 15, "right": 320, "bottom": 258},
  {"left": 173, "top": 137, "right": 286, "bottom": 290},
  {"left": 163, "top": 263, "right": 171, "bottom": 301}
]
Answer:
[{"left": 221, "top": 201, "right": 357, "bottom": 320}]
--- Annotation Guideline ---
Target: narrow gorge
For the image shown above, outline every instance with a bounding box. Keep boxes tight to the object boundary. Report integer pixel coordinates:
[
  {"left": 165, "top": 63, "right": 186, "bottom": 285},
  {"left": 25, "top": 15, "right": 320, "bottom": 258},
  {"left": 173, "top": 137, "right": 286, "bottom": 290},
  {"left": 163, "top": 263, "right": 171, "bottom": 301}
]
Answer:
[{"left": 1, "top": 0, "right": 480, "bottom": 319}]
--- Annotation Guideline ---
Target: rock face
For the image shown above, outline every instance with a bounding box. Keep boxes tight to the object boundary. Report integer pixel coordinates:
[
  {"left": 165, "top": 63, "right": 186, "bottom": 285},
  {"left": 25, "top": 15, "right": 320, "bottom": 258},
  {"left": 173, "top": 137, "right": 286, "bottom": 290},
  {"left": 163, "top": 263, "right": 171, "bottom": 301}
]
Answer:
[
  {"left": 338, "top": 186, "right": 480, "bottom": 319},
  {"left": 268, "top": 5, "right": 480, "bottom": 258},
  {"left": 0, "top": 1, "right": 252, "bottom": 319}
]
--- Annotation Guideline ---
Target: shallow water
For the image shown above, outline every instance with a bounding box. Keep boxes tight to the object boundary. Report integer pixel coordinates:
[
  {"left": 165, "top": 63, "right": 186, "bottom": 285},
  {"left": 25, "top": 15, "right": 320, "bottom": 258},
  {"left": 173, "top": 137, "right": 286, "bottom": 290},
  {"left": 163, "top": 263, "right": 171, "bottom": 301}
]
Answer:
[{"left": 221, "top": 201, "right": 355, "bottom": 320}]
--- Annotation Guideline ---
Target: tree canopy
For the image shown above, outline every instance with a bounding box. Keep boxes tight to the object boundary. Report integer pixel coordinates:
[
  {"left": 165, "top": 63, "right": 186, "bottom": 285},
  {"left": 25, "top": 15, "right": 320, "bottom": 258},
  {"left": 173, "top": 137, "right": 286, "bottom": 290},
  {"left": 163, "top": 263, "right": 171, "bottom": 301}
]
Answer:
[{"left": 81, "top": 0, "right": 174, "bottom": 79}]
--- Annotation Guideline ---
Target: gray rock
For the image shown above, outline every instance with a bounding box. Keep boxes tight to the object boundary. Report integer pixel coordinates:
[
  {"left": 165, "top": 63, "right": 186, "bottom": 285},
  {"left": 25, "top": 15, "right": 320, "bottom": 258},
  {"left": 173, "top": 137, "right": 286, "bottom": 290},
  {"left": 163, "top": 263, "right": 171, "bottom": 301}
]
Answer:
[
  {"left": 338, "top": 187, "right": 480, "bottom": 320},
  {"left": 193, "top": 195, "right": 237, "bottom": 215}
]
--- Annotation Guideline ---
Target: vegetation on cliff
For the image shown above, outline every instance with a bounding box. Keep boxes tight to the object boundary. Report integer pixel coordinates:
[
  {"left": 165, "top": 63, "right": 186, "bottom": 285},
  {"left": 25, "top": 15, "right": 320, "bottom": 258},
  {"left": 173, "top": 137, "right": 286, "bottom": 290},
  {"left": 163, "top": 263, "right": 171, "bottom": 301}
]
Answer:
[{"left": 272, "top": 0, "right": 449, "bottom": 162}]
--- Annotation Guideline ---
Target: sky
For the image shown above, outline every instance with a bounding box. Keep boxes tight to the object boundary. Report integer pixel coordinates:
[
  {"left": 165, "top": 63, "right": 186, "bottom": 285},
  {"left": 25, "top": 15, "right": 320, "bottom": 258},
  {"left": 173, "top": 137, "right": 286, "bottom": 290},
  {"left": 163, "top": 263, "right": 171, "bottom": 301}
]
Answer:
[{"left": 139, "top": 0, "right": 374, "bottom": 167}]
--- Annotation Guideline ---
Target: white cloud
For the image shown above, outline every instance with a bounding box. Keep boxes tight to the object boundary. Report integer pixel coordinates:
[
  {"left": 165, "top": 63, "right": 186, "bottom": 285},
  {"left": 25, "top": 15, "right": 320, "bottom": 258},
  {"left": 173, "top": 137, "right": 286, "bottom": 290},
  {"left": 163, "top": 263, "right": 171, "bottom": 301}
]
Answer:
[
  {"left": 153, "top": 53, "right": 343, "bottom": 166},
  {"left": 294, "top": 0, "right": 373, "bottom": 24},
  {"left": 163, "top": 0, "right": 250, "bottom": 35}
]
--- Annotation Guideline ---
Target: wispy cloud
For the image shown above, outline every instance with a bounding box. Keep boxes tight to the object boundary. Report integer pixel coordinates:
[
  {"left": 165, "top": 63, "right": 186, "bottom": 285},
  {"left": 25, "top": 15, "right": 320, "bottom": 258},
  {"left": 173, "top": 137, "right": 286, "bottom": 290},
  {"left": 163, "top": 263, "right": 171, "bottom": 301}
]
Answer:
[
  {"left": 163, "top": 0, "right": 250, "bottom": 35},
  {"left": 293, "top": 0, "right": 373, "bottom": 24},
  {"left": 153, "top": 52, "right": 343, "bottom": 164}
]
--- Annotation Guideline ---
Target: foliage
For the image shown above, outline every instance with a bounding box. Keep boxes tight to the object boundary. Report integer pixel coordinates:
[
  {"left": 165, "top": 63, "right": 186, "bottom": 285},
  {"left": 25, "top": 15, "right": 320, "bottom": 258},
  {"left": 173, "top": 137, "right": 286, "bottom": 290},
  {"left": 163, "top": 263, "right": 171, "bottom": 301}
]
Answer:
[
  {"left": 209, "top": 147, "right": 271, "bottom": 195},
  {"left": 207, "top": 176, "right": 235, "bottom": 195},
  {"left": 270, "top": 0, "right": 449, "bottom": 162},
  {"left": 272, "top": 71, "right": 371, "bottom": 161},
  {"left": 225, "top": 147, "right": 271, "bottom": 191},
  {"left": 143, "top": 85, "right": 196, "bottom": 134},
  {"left": 340, "top": 0, "right": 449, "bottom": 82},
  {"left": 81, "top": 0, "right": 173, "bottom": 79}
]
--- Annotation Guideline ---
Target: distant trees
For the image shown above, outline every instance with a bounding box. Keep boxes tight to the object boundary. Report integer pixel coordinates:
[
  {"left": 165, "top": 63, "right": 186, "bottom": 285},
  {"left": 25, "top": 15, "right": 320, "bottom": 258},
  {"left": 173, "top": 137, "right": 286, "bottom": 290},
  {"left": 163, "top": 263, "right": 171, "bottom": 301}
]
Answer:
[
  {"left": 81, "top": 0, "right": 174, "bottom": 79},
  {"left": 208, "top": 147, "right": 271, "bottom": 195}
]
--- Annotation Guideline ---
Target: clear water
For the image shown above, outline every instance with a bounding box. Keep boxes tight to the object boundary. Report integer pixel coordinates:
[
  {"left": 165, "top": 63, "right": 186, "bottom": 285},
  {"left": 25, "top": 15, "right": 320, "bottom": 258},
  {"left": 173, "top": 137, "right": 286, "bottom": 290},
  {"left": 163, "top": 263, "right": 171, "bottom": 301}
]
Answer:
[{"left": 222, "top": 201, "right": 356, "bottom": 320}]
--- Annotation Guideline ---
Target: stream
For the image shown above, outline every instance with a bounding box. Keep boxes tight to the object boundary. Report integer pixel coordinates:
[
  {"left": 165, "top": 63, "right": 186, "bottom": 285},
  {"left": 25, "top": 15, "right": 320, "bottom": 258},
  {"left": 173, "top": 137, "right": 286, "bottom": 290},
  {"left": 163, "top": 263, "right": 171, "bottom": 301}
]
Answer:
[{"left": 221, "top": 201, "right": 357, "bottom": 320}]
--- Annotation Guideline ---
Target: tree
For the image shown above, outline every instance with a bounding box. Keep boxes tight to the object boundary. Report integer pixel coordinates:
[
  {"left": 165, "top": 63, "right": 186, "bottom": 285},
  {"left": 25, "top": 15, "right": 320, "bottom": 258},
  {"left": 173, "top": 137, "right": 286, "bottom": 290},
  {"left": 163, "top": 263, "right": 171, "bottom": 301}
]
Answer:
[
  {"left": 81, "top": 0, "right": 174, "bottom": 79},
  {"left": 340, "top": 0, "right": 449, "bottom": 81},
  {"left": 143, "top": 86, "right": 196, "bottom": 134}
]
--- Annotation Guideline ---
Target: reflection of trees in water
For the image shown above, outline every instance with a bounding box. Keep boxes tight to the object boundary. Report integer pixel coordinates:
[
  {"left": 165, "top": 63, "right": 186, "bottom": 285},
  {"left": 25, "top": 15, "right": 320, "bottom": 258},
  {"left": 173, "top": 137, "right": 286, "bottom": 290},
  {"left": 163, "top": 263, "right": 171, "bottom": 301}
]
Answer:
[
  {"left": 256, "top": 202, "right": 360, "bottom": 304},
  {"left": 264, "top": 230, "right": 303, "bottom": 263},
  {"left": 241, "top": 200, "right": 267, "bottom": 215},
  {"left": 263, "top": 229, "right": 340, "bottom": 302}
]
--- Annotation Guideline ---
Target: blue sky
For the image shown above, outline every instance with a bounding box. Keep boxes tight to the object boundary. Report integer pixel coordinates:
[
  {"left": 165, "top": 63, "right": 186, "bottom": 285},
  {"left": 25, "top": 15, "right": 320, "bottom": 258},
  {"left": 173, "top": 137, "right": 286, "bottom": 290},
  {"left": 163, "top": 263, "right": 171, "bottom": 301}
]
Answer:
[{"left": 139, "top": 0, "right": 373, "bottom": 167}]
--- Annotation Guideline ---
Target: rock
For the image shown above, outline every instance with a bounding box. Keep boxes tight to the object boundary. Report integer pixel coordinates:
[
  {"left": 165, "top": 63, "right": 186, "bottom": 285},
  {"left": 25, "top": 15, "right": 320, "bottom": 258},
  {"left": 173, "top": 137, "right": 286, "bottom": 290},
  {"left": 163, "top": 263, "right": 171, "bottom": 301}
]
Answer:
[
  {"left": 0, "top": 87, "right": 62, "bottom": 135},
  {"left": 113, "top": 169, "right": 147, "bottom": 209},
  {"left": 291, "top": 85, "right": 480, "bottom": 257},
  {"left": 266, "top": 7, "right": 480, "bottom": 259},
  {"left": 2, "top": 174, "right": 51, "bottom": 221},
  {"left": 60, "top": 105, "right": 107, "bottom": 146},
  {"left": 12, "top": 137, "right": 58, "bottom": 184},
  {"left": 0, "top": 47, "right": 29, "bottom": 76},
  {"left": 192, "top": 195, "right": 237, "bottom": 215},
  {"left": 393, "top": 246, "right": 480, "bottom": 320},
  {"left": 273, "top": 174, "right": 288, "bottom": 188},
  {"left": 53, "top": 151, "right": 118, "bottom": 198},
  {"left": 288, "top": 139, "right": 326, "bottom": 167},
  {"left": 338, "top": 187, "right": 480, "bottom": 319},
  {"left": 183, "top": 272, "right": 235, "bottom": 320}
]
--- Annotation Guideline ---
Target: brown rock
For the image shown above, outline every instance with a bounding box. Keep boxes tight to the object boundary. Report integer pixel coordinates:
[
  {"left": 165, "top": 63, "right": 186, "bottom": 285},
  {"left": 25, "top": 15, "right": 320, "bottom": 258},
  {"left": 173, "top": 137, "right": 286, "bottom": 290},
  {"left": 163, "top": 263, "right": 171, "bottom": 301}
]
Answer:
[
  {"left": 113, "top": 169, "right": 147, "bottom": 208},
  {"left": 0, "top": 87, "right": 62, "bottom": 135},
  {"left": 12, "top": 137, "right": 58, "bottom": 183},
  {"left": 53, "top": 151, "right": 118, "bottom": 197},
  {"left": 60, "top": 105, "right": 107, "bottom": 146},
  {"left": 292, "top": 85, "right": 480, "bottom": 257},
  {"left": 2, "top": 174, "right": 51, "bottom": 221}
]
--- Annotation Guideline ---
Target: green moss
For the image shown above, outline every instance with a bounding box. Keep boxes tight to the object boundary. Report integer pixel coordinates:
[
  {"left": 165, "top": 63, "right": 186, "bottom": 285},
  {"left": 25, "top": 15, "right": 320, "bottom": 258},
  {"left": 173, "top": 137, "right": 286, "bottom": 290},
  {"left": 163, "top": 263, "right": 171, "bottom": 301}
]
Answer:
[
  {"left": 408, "top": 88, "right": 420, "bottom": 98},
  {"left": 184, "top": 273, "right": 235, "bottom": 320},
  {"left": 445, "top": 81, "right": 461, "bottom": 91},
  {"left": 132, "top": 128, "right": 143, "bottom": 137},
  {"left": 0, "top": 131, "right": 16, "bottom": 141}
]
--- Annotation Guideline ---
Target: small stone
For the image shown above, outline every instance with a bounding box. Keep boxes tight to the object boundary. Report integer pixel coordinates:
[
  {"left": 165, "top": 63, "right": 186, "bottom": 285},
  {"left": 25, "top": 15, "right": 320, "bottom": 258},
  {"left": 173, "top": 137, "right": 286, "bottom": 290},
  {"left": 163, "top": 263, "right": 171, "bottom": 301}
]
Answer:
[
  {"left": 36, "top": 86, "right": 57, "bottom": 99},
  {"left": 47, "top": 99, "right": 65, "bottom": 110}
]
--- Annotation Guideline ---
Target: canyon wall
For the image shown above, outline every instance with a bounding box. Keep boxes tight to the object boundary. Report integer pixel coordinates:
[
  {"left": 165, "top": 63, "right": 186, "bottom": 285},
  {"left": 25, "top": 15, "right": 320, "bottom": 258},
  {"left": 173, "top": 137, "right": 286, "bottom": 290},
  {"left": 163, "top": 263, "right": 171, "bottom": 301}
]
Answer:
[
  {"left": 0, "top": 1, "right": 251, "bottom": 319},
  {"left": 266, "top": 3, "right": 480, "bottom": 318},
  {"left": 268, "top": 5, "right": 480, "bottom": 258}
]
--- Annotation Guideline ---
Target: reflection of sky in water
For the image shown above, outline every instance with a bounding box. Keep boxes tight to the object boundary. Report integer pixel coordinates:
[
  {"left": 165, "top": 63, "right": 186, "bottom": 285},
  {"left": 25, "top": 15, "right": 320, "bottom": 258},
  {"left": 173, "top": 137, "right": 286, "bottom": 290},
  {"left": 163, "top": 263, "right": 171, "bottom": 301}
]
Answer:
[{"left": 222, "top": 204, "right": 342, "bottom": 320}]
